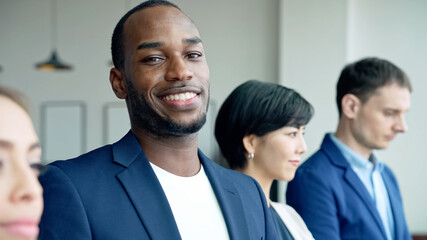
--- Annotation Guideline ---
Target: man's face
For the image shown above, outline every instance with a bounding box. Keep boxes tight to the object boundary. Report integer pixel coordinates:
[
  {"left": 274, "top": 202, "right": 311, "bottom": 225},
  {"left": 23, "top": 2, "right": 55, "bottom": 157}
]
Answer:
[
  {"left": 351, "top": 83, "right": 410, "bottom": 151},
  {"left": 121, "top": 6, "right": 209, "bottom": 137}
]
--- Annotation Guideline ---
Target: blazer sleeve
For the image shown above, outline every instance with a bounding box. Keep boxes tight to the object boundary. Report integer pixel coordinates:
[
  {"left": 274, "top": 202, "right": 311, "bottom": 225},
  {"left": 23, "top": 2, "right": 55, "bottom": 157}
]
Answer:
[
  {"left": 39, "top": 164, "right": 92, "bottom": 240},
  {"left": 286, "top": 169, "right": 340, "bottom": 240}
]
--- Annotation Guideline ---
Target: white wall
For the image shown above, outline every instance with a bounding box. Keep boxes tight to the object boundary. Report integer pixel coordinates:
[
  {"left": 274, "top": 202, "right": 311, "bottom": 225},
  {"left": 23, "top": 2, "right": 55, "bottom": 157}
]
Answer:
[
  {"left": 278, "top": 0, "right": 347, "bottom": 204},
  {"left": 0, "top": 0, "right": 279, "bottom": 163},
  {"left": 280, "top": 0, "right": 427, "bottom": 234}
]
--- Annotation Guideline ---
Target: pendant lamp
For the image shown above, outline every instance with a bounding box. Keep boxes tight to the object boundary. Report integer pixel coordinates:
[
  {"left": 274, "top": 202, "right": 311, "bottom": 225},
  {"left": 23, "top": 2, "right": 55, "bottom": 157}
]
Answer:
[{"left": 35, "top": 0, "right": 72, "bottom": 71}]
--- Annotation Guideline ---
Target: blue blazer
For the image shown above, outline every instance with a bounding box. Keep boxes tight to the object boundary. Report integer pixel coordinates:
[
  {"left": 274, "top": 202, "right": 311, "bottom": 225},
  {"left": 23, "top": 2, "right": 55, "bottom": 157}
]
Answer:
[
  {"left": 286, "top": 134, "right": 411, "bottom": 240},
  {"left": 39, "top": 131, "right": 277, "bottom": 240}
]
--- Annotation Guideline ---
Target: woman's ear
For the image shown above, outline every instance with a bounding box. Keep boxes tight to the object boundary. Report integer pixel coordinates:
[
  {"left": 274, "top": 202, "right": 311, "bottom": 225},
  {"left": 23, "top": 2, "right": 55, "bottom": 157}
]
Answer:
[
  {"left": 109, "top": 68, "right": 127, "bottom": 99},
  {"left": 341, "top": 93, "right": 361, "bottom": 119},
  {"left": 242, "top": 134, "right": 257, "bottom": 155}
]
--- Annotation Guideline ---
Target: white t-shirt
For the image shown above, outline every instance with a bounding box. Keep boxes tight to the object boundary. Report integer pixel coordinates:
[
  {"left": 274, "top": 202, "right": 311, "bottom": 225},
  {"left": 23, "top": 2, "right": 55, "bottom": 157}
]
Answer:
[{"left": 150, "top": 162, "right": 230, "bottom": 240}]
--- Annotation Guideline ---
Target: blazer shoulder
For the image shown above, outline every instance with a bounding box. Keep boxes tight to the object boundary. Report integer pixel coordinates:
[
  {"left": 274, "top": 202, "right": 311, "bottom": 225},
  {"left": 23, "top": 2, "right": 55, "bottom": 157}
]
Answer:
[
  {"left": 381, "top": 163, "right": 400, "bottom": 188},
  {"left": 44, "top": 144, "right": 117, "bottom": 183},
  {"left": 297, "top": 148, "right": 334, "bottom": 174},
  {"left": 382, "top": 163, "right": 397, "bottom": 177},
  {"left": 50, "top": 144, "right": 113, "bottom": 168}
]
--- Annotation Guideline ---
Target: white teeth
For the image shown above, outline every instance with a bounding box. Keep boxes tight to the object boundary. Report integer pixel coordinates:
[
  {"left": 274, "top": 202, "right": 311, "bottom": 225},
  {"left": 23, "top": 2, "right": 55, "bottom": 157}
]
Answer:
[
  {"left": 164, "top": 92, "right": 196, "bottom": 101},
  {"left": 179, "top": 93, "right": 185, "bottom": 100}
]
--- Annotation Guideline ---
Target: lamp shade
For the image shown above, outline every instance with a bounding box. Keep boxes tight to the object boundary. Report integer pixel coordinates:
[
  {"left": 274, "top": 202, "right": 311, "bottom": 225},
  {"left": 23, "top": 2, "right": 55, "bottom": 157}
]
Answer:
[{"left": 35, "top": 50, "right": 72, "bottom": 71}]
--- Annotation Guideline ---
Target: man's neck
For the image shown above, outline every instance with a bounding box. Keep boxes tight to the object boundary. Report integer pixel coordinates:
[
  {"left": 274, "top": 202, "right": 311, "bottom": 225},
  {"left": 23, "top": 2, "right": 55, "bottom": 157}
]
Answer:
[
  {"left": 132, "top": 128, "right": 201, "bottom": 177},
  {"left": 335, "top": 121, "right": 373, "bottom": 159}
]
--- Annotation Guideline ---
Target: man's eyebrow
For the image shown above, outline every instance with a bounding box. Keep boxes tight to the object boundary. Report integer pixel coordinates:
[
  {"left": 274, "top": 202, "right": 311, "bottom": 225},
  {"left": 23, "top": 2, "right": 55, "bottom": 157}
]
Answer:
[
  {"left": 184, "top": 37, "right": 202, "bottom": 45},
  {"left": 137, "top": 42, "right": 164, "bottom": 50},
  {"left": 136, "top": 38, "right": 202, "bottom": 50}
]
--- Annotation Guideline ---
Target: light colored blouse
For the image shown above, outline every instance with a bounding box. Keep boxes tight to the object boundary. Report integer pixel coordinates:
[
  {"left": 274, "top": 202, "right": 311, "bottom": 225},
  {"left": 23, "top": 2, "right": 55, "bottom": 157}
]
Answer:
[{"left": 270, "top": 201, "right": 315, "bottom": 240}]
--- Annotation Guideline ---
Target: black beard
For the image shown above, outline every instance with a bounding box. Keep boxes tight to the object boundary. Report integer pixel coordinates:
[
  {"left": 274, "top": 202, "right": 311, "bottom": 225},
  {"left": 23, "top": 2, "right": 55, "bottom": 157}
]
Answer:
[{"left": 126, "top": 79, "right": 208, "bottom": 138}]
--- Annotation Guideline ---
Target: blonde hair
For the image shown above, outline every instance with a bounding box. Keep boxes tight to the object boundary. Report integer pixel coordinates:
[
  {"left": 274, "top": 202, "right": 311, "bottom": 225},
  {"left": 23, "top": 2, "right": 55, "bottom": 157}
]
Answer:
[{"left": 0, "top": 86, "right": 29, "bottom": 113}]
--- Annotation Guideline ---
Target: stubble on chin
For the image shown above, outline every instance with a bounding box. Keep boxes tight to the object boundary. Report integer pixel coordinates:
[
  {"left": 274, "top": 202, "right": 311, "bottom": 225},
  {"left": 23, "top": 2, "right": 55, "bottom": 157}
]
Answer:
[{"left": 126, "top": 80, "right": 207, "bottom": 138}]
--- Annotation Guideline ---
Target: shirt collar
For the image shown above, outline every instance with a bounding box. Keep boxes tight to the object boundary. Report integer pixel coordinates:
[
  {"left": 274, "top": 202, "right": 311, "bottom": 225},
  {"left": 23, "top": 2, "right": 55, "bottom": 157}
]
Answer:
[{"left": 329, "top": 133, "right": 383, "bottom": 172}]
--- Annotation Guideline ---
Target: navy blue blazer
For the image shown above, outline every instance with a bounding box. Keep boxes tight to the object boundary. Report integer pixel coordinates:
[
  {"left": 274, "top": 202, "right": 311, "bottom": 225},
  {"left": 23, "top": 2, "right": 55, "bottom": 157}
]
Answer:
[
  {"left": 39, "top": 131, "right": 277, "bottom": 240},
  {"left": 286, "top": 134, "right": 411, "bottom": 240}
]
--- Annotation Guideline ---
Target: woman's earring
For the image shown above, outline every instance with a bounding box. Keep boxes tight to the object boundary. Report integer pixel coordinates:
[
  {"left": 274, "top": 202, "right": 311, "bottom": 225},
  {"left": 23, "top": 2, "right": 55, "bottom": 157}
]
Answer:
[{"left": 248, "top": 153, "right": 254, "bottom": 160}]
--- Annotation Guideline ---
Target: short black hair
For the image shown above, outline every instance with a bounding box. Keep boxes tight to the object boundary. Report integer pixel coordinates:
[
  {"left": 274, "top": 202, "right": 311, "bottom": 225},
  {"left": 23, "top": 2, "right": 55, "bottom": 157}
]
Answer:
[
  {"left": 215, "top": 80, "right": 314, "bottom": 169},
  {"left": 336, "top": 57, "right": 412, "bottom": 116},
  {"left": 111, "top": 0, "right": 180, "bottom": 70}
]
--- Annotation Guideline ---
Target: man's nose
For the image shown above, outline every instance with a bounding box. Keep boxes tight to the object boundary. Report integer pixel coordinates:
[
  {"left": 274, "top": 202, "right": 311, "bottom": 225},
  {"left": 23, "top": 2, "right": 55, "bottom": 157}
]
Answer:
[
  {"left": 165, "top": 57, "right": 194, "bottom": 81},
  {"left": 394, "top": 114, "right": 408, "bottom": 133}
]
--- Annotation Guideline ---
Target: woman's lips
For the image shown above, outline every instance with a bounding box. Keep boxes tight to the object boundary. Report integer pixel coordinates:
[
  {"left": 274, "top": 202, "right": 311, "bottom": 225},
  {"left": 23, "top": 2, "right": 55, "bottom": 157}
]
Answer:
[
  {"left": 289, "top": 160, "right": 300, "bottom": 167},
  {"left": 0, "top": 219, "right": 40, "bottom": 238}
]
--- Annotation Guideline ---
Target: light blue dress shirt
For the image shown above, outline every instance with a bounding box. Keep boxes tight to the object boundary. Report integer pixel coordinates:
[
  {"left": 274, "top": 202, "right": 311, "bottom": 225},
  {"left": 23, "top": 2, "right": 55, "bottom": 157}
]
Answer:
[{"left": 329, "top": 133, "right": 395, "bottom": 240}]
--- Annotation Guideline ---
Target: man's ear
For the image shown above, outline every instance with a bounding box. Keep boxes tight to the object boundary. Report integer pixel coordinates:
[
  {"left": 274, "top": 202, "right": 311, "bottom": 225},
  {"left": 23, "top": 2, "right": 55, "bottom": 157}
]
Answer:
[
  {"left": 109, "top": 68, "right": 127, "bottom": 99},
  {"left": 242, "top": 134, "right": 257, "bottom": 155},
  {"left": 341, "top": 93, "right": 360, "bottom": 119}
]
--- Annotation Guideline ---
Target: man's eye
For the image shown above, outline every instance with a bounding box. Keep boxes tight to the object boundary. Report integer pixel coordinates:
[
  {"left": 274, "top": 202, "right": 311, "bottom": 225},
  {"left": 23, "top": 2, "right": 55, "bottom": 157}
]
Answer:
[
  {"left": 186, "top": 52, "right": 202, "bottom": 59},
  {"left": 142, "top": 57, "right": 162, "bottom": 63},
  {"left": 384, "top": 111, "right": 394, "bottom": 117}
]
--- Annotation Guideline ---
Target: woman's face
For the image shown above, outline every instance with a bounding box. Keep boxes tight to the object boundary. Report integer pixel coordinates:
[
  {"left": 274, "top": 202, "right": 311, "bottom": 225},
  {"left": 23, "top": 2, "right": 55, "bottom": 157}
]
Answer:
[
  {"left": 250, "top": 125, "right": 307, "bottom": 182},
  {"left": 0, "top": 96, "right": 43, "bottom": 240}
]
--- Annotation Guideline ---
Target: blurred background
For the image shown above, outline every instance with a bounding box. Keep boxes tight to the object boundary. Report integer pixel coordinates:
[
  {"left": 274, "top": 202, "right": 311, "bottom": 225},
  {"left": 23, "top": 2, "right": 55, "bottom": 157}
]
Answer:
[{"left": 1, "top": 0, "right": 426, "bottom": 235}]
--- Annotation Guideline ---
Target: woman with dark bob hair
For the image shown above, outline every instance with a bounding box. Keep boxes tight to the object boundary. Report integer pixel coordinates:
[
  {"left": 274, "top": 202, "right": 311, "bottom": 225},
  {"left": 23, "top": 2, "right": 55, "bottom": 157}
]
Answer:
[{"left": 215, "top": 80, "right": 314, "bottom": 239}]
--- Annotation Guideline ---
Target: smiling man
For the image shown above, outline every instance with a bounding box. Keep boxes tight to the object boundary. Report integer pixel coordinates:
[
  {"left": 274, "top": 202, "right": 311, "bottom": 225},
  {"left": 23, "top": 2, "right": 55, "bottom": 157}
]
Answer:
[
  {"left": 286, "top": 57, "right": 412, "bottom": 240},
  {"left": 39, "top": 1, "right": 277, "bottom": 240}
]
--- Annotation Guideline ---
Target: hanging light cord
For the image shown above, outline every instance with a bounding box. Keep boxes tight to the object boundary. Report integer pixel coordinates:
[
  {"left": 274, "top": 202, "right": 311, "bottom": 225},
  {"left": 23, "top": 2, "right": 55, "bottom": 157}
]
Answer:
[{"left": 51, "top": 0, "right": 57, "bottom": 51}]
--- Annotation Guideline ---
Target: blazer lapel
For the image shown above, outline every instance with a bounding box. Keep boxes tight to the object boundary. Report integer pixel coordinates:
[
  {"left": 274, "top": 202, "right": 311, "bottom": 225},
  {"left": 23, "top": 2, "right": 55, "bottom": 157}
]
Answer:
[
  {"left": 381, "top": 170, "right": 403, "bottom": 238},
  {"left": 113, "top": 132, "right": 181, "bottom": 239},
  {"left": 321, "top": 135, "right": 387, "bottom": 239},
  {"left": 343, "top": 168, "right": 387, "bottom": 237},
  {"left": 199, "top": 151, "right": 250, "bottom": 240}
]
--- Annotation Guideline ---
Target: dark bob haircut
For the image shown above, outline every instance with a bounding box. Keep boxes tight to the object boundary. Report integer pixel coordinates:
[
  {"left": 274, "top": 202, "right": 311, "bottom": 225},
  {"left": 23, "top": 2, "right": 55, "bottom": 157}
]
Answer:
[
  {"left": 215, "top": 80, "right": 314, "bottom": 169},
  {"left": 111, "top": 0, "right": 180, "bottom": 70},
  {"left": 336, "top": 57, "right": 412, "bottom": 116}
]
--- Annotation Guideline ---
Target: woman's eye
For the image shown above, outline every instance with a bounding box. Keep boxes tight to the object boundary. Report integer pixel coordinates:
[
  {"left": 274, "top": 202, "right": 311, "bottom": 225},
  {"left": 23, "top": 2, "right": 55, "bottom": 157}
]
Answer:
[
  {"left": 30, "top": 162, "right": 45, "bottom": 176},
  {"left": 288, "top": 132, "right": 297, "bottom": 137}
]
